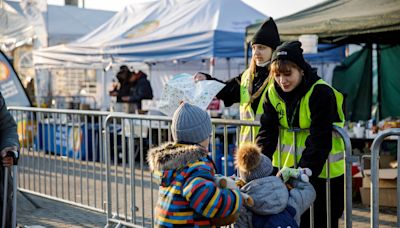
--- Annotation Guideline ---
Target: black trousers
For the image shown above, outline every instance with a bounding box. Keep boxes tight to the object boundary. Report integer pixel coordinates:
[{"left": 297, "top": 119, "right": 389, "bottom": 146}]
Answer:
[{"left": 300, "top": 175, "right": 344, "bottom": 228}]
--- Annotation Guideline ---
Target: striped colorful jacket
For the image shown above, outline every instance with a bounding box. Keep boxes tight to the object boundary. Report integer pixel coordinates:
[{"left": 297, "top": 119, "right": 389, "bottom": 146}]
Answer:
[{"left": 147, "top": 143, "right": 242, "bottom": 227}]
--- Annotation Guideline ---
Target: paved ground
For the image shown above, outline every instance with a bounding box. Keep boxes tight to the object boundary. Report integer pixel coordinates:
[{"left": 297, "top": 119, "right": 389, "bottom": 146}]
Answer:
[
  {"left": 17, "top": 192, "right": 397, "bottom": 228},
  {"left": 15, "top": 149, "right": 398, "bottom": 228},
  {"left": 17, "top": 192, "right": 106, "bottom": 227}
]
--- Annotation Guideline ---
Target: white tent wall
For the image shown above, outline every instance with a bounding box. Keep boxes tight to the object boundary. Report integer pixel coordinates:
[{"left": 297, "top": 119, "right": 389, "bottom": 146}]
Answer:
[{"left": 309, "top": 62, "right": 340, "bottom": 85}]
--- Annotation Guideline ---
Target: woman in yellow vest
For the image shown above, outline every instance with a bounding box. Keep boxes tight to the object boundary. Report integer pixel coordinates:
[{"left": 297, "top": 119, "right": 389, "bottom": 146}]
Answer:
[
  {"left": 256, "top": 41, "right": 345, "bottom": 228},
  {"left": 194, "top": 17, "right": 280, "bottom": 144}
]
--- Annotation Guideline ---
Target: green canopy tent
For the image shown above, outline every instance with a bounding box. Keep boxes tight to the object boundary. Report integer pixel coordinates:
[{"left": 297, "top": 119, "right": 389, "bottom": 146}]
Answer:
[
  {"left": 245, "top": 0, "right": 400, "bottom": 120},
  {"left": 246, "top": 0, "right": 400, "bottom": 44}
]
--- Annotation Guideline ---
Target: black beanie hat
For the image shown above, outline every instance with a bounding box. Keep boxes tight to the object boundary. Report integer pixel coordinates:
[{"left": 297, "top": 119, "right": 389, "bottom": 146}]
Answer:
[
  {"left": 251, "top": 17, "right": 280, "bottom": 50},
  {"left": 271, "top": 41, "right": 307, "bottom": 71}
]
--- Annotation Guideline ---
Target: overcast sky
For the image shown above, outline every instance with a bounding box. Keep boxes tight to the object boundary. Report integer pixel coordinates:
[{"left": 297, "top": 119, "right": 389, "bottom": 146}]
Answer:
[{"left": 9, "top": 0, "right": 326, "bottom": 19}]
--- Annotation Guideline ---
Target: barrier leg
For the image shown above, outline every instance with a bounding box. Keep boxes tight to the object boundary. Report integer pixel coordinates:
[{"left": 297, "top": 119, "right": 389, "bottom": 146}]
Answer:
[{"left": 1, "top": 168, "right": 8, "bottom": 228}]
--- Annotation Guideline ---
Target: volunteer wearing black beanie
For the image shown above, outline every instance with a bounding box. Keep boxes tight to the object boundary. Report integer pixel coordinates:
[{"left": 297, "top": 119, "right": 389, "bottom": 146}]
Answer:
[
  {"left": 193, "top": 17, "right": 280, "bottom": 144},
  {"left": 256, "top": 41, "right": 346, "bottom": 228}
]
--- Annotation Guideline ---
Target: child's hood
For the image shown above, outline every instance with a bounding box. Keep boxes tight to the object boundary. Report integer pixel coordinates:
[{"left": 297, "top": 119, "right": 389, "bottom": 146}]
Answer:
[
  {"left": 241, "top": 176, "right": 288, "bottom": 215},
  {"left": 147, "top": 142, "right": 209, "bottom": 186}
]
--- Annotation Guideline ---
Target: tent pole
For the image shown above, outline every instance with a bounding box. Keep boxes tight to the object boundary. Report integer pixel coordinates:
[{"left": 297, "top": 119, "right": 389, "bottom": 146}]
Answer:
[
  {"left": 101, "top": 69, "right": 107, "bottom": 111},
  {"left": 245, "top": 42, "right": 249, "bottom": 68},
  {"left": 209, "top": 57, "right": 215, "bottom": 76},
  {"left": 227, "top": 57, "right": 231, "bottom": 79},
  {"left": 375, "top": 44, "right": 381, "bottom": 120}
]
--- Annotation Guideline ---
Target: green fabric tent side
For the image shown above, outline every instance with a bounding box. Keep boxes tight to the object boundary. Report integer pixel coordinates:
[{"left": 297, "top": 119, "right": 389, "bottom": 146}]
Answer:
[
  {"left": 379, "top": 44, "right": 400, "bottom": 118},
  {"left": 332, "top": 47, "right": 372, "bottom": 121}
]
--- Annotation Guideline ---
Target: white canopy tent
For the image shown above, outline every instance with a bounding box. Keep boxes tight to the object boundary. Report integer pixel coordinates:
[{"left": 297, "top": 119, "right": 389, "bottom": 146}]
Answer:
[
  {"left": 33, "top": 0, "right": 267, "bottom": 109},
  {"left": 0, "top": 2, "right": 34, "bottom": 52},
  {"left": 6, "top": 1, "right": 115, "bottom": 46}
]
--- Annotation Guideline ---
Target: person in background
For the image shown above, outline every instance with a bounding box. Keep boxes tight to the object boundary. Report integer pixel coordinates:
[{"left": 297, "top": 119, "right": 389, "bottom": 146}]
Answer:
[
  {"left": 194, "top": 17, "right": 280, "bottom": 144},
  {"left": 25, "top": 77, "right": 35, "bottom": 105},
  {"left": 256, "top": 41, "right": 345, "bottom": 228},
  {"left": 109, "top": 65, "right": 133, "bottom": 112},
  {"left": 0, "top": 92, "right": 19, "bottom": 227},
  {"left": 121, "top": 70, "right": 153, "bottom": 113},
  {"left": 147, "top": 103, "right": 242, "bottom": 227}
]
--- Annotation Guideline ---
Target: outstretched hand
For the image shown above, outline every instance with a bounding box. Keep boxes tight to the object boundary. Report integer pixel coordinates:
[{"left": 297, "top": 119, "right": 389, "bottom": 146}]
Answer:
[{"left": 193, "top": 72, "right": 207, "bottom": 82}]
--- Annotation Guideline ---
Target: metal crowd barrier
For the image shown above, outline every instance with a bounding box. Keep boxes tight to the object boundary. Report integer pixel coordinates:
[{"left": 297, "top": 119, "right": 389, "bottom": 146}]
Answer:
[
  {"left": 8, "top": 106, "right": 356, "bottom": 228},
  {"left": 103, "top": 113, "right": 258, "bottom": 227},
  {"left": 334, "top": 126, "right": 354, "bottom": 228},
  {"left": 369, "top": 128, "right": 400, "bottom": 228},
  {"left": 277, "top": 126, "right": 353, "bottom": 228},
  {"left": 8, "top": 106, "right": 109, "bottom": 213}
]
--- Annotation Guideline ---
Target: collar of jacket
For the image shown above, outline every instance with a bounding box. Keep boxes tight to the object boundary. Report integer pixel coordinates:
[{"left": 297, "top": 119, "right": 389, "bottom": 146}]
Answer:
[{"left": 147, "top": 142, "right": 208, "bottom": 171}]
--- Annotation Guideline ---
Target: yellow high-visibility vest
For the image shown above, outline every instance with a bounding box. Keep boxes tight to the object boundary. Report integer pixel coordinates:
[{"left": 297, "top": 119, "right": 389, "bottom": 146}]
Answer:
[
  {"left": 239, "top": 69, "right": 268, "bottom": 144},
  {"left": 267, "top": 79, "right": 345, "bottom": 178}
]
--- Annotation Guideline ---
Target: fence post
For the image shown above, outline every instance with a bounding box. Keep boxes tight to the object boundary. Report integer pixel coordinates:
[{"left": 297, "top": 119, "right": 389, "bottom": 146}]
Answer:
[
  {"left": 104, "top": 115, "right": 113, "bottom": 227},
  {"left": 370, "top": 128, "right": 400, "bottom": 228},
  {"left": 333, "top": 126, "right": 353, "bottom": 228}
]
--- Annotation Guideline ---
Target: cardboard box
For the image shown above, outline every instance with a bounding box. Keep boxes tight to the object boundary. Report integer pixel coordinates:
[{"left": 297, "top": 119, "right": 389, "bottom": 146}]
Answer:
[
  {"left": 380, "top": 154, "right": 396, "bottom": 168},
  {"left": 354, "top": 169, "right": 397, "bottom": 188},
  {"left": 355, "top": 169, "right": 398, "bottom": 207},
  {"left": 360, "top": 187, "right": 397, "bottom": 207}
]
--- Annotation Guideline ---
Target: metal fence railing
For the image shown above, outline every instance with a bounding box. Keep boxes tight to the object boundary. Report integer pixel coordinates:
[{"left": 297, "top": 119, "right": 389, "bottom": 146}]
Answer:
[
  {"left": 334, "top": 126, "right": 354, "bottom": 228},
  {"left": 9, "top": 106, "right": 109, "bottom": 213},
  {"left": 8, "top": 107, "right": 359, "bottom": 228},
  {"left": 103, "top": 112, "right": 259, "bottom": 227},
  {"left": 276, "top": 126, "right": 354, "bottom": 228},
  {"left": 369, "top": 128, "right": 400, "bottom": 228}
]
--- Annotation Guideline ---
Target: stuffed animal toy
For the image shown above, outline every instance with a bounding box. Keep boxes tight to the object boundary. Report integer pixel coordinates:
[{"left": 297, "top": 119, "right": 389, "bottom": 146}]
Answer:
[
  {"left": 277, "top": 167, "right": 312, "bottom": 183},
  {"left": 214, "top": 174, "right": 254, "bottom": 207}
]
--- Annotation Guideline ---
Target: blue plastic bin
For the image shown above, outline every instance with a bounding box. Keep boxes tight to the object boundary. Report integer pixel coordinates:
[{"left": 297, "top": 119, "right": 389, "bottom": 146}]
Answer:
[{"left": 37, "top": 122, "right": 100, "bottom": 161}]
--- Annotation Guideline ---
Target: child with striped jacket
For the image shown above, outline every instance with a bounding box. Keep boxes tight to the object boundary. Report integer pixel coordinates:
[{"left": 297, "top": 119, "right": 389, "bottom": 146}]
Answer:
[{"left": 147, "top": 103, "right": 242, "bottom": 227}]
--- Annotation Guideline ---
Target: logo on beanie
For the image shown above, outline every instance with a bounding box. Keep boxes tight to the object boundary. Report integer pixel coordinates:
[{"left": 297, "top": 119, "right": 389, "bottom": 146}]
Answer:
[{"left": 276, "top": 51, "right": 287, "bottom": 56}]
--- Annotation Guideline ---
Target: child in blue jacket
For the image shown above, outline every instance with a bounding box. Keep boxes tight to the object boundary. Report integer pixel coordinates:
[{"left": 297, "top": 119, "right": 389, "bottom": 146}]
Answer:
[{"left": 234, "top": 144, "right": 316, "bottom": 228}]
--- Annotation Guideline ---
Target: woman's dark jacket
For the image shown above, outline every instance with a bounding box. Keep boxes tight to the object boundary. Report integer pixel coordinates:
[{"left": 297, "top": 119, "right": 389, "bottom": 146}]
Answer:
[{"left": 201, "top": 64, "right": 269, "bottom": 113}]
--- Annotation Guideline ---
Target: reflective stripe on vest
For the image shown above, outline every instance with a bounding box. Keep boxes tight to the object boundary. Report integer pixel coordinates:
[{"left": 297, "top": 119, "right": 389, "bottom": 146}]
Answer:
[
  {"left": 239, "top": 69, "right": 267, "bottom": 144},
  {"left": 279, "top": 144, "right": 344, "bottom": 162},
  {"left": 268, "top": 79, "right": 346, "bottom": 178}
]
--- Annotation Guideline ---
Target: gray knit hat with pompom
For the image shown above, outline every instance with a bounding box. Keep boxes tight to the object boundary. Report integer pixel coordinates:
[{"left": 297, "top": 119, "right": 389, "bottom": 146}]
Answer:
[{"left": 235, "top": 144, "right": 273, "bottom": 183}]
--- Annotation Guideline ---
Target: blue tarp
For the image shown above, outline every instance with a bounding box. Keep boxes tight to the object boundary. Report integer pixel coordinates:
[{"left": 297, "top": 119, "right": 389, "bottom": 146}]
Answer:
[{"left": 304, "top": 44, "right": 346, "bottom": 63}]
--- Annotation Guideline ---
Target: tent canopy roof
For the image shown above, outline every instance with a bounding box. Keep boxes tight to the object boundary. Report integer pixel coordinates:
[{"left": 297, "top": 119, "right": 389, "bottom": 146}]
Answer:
[
  {"left": 33, "top": 0, "right": 267, "bottom": 69},
  {"left": 0, "top": 2, "right": 34, "bottom": 51},
  {"left": 246, "top": 0, "right": 400, "bottom": 44},
  {"left": 6, "top": 1, "right": 115, "bottom": 46}
]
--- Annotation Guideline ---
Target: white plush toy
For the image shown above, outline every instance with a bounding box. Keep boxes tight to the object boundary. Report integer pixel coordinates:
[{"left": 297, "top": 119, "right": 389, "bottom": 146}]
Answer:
[{"left": 277, "top": 167, "right": 313, "bottom": 183}]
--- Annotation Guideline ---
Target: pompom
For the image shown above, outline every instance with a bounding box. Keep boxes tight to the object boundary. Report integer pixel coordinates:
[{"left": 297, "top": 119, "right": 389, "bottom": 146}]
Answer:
[{"left": 235, "top": 143, "right": 262, "bottom": 172}]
